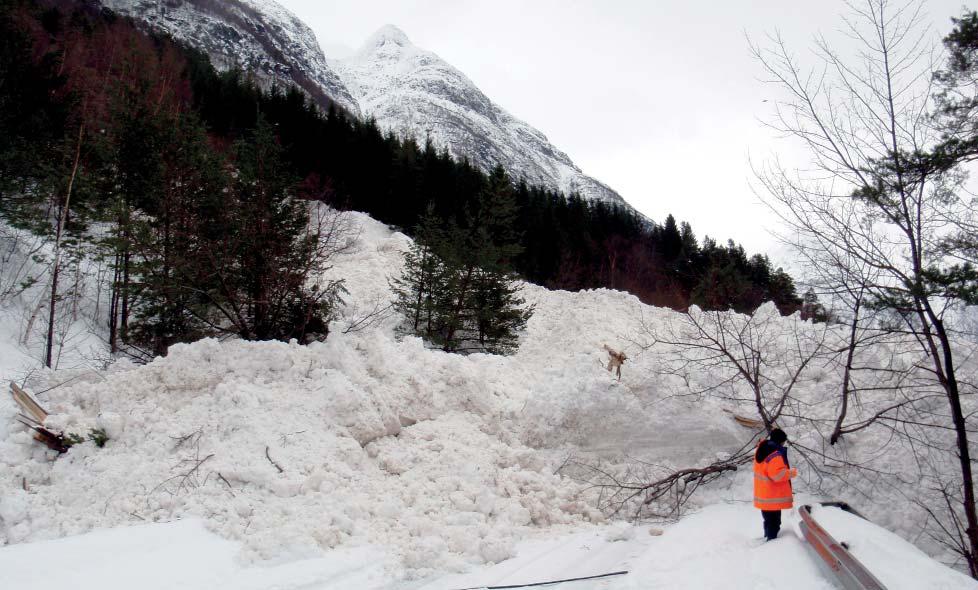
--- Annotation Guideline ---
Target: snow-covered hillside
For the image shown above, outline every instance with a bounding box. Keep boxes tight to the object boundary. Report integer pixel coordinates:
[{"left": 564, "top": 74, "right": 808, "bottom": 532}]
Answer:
[
  {"left": 101, "top": 1, "right": 627, "bottom": 207},
  {"left": 1, "top": 210, "right": 976, "bottom": 587},
  {"left": 331, "top": 26, "right": 627, "bottom": 206},
  {"left": 101, "top": 0, "right": 361, "bottom": 116}
]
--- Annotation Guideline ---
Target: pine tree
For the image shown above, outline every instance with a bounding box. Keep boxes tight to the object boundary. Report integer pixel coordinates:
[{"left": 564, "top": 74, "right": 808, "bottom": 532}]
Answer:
[
  {"left": 127, "top": 115, "right": 223, "bottom": 355},
  {"left": 468, "top": 166, "right": 531, "bottom": 353},
  {"left": 228, "top": 116, "right": 343, "bottom": 341},
  {"left": 393, "top": 166, "right": 533, "bottom": 354},
  {"left": 391, "top": 204, "right": 445, "bottom": 336}
]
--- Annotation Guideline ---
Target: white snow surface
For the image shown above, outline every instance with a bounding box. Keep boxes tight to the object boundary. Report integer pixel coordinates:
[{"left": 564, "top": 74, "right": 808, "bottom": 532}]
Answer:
[
  {"left": 1, "top": 210, "right": 977, "bottom": 588},
  {"left": 331, "top": 25, "right": 627, "bottom": 207},
  {"left": 0, "top": 518, "right": 391, "bottom": 590},
  {"left": 3, "top": 504, "right": 975, "bottom": 589},
  {"left": 814, "top": 504, "right": 977, "bottom": 590}
]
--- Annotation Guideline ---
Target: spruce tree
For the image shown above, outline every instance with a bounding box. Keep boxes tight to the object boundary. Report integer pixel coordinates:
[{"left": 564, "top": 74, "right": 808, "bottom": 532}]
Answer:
[
  {"left": 468, "top": 166, "right": 531, "bottom": 353},
  {"left": 391, "top": 204, "right": 445, "bottom": 337},
  {"left": 393, "top": 166, "right": 533, "bottom": 354}
]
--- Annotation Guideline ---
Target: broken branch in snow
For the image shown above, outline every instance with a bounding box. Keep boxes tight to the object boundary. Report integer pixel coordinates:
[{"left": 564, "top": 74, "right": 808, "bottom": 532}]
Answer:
[
  {"left": 602, "top": 344, "right": 627, "bottom": 381},
  {"left": 562, "top": 442, "right": 756, "bottom": 520},
  {"left": 265, "top": 446, "right": 284, "bottom": 473},
  {"left": 169, "top": 428, "right": 203, "bottom": 451},
  {"left": 152, "top": 453, "right": 215, "bottom": 496},
  {"left": 15, "top": 416, "right": 70, "bottom": 453},
  {"left": 9, "top": 381, "right": 48, "bottom": 423},
  {"left": 342, "top": 299, "right": 395, "bottom": 334},
  {"left": 218, "top": 472, "right": 235, "bottom": 496}
]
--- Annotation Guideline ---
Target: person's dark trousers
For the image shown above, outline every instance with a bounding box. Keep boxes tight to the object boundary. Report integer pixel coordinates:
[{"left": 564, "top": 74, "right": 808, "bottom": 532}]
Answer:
[{"left": 762, "top": 510, "right": 782, "bottom": 540}]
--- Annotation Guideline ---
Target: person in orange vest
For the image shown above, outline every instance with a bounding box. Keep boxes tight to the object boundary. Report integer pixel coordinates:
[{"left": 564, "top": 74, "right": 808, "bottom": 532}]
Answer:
[{"left": 753, "top": 428, "right": 798, "bottom": 541}]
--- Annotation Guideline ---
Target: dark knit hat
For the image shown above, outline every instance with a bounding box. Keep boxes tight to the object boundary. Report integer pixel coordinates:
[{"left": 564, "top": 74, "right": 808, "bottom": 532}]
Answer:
[{"left": 769, "top": 428, "right": 788, "bottom": 444}]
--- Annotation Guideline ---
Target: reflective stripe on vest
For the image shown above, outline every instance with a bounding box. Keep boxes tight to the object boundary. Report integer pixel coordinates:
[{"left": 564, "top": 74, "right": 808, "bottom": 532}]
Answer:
[{"left": 754, "top": 442, "right": 793, "bottom": 510}]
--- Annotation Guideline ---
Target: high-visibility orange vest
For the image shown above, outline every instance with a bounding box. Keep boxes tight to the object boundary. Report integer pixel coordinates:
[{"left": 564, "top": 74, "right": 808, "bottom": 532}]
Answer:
[{"left": 753, "top": 442, "right": 794, "bottom": 510}]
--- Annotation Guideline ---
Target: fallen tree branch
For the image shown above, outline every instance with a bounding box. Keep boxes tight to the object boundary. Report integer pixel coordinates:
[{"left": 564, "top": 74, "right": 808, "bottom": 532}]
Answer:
[
  {"left": 218, "top": 472, "right": 235, "bottom": 496},
  {"left": 265, "top": 446, "right": 284, "bottom": 473}
]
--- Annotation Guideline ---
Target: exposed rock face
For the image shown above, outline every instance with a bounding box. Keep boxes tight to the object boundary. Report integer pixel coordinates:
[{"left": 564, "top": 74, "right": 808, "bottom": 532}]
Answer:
[{"left": 102, "top": 0, "right": 361, "bottom": 116}]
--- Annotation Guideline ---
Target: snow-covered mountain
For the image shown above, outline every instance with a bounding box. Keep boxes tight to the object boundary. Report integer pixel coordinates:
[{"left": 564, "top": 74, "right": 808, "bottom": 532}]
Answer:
[
  {"left": 330, "top": 25, "right": 626, "bottom": 206},
  {"left": 100, "top": 0, "right": 361, "bottom": 116},
  {"left": 101, "top": 1, "right": 627, "bottom": 206}
]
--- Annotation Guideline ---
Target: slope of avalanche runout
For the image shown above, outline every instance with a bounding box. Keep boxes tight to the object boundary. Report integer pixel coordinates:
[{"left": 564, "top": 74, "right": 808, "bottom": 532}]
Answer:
[{"left": 0, "top": 210, "right": 976, "bottom": 587}]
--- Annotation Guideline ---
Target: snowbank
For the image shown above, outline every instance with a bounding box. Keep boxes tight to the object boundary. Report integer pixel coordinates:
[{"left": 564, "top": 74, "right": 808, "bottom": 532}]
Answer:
[
  {"left": 6, "top": 503, "right": 972, "bottom": 589},
  {"left": 0, "top": 334, "right": 598, "bottom": 574},
  {"left": 814, "top": 504, "right": 977, "bottom": 590}
]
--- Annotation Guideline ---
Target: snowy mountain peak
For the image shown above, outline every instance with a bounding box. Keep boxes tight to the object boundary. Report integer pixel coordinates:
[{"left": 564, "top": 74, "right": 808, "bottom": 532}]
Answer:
[
  {"left": 104, "top": 2, "right": 628, "bottom": 207},
  {"left": 362, "top": 24, "right": 413, "bottom": 53},
  {"left": 333, "top": 26, "right": 628, "bottom": 207}
]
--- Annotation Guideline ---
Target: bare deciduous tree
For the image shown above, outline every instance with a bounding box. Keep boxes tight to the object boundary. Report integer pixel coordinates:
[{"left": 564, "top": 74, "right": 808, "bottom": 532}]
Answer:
[
  {"left": 752, "top": 0, "right": 978, "bottom": 575},
  {"left": 639, "top": 304, "right": 826, "bottom": 431}
]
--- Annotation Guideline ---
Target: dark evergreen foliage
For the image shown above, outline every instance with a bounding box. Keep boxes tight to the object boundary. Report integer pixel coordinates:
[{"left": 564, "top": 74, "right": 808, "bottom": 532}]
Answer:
[{"left": 393, "top": 168, "right": 533, "bottom": 353}]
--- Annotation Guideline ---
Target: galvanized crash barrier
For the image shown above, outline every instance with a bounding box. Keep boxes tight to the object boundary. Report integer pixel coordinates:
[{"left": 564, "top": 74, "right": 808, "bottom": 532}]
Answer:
[{"left": 799, "top": 504, "right": 887, "bottom": 590}]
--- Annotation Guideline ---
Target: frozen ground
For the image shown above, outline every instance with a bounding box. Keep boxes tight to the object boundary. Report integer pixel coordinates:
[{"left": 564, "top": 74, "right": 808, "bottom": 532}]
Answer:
[{"left": 1, "top": 210, "right": 976, "bottom": 588}]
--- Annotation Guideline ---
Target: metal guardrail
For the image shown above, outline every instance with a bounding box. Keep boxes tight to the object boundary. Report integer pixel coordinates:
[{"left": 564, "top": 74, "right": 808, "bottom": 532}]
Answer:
[{"left": 799, "top": 504, "right": 887, "bottom": 590}]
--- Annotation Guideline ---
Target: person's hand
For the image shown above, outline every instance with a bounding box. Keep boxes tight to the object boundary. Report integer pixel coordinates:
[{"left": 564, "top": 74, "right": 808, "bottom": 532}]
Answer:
[{"left": 788, "top": 468, "right": 799, "bottom": 479}]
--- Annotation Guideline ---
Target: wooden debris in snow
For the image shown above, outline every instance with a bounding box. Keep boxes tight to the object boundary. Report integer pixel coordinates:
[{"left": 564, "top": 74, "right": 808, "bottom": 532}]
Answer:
[{"left": 9, "top": 381, "right": 48, "bottom": 423}]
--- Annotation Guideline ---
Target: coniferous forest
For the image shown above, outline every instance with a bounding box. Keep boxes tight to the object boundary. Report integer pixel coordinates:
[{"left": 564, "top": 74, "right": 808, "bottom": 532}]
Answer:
[{"left": 0, "top": 0, "right": 802, "bottom": 358}]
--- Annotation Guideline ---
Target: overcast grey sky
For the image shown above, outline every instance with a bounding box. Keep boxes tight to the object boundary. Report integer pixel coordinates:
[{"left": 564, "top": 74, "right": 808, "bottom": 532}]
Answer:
[{"left": 278, "top": 0, "right": 968, "bottom": 258}]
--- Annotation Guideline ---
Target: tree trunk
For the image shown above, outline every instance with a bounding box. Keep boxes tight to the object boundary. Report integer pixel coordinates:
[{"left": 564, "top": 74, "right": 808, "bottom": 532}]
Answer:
[
  {"left": 109, "top": 252, "right": 120, "bottom": 353},
  {"left": 831, "top": 295, "right": 862, "bottom": 445},
  {"left": 932, "top": 314, "right": 978, "bottom": 577},
  {"left": 121, "top": 242, "right": 130, "bottom": 342},
  {"left": 442, "top": 265, "right": 474, "bottom": 352},
  {"left": 46, "top": 125, "right": 84, "bottom": 369}
]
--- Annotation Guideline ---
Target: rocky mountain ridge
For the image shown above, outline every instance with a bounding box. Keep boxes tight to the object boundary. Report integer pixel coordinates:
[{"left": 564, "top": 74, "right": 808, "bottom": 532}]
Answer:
[{"left": 331, "top": 25, "right": 625, "bottom": 205}]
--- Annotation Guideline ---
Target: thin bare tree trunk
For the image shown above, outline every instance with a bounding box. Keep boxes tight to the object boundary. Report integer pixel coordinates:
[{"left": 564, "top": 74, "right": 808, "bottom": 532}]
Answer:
[
  {"left": 831, "top": 294, "right": 862, "bottom": 446},
  {"left": 46, "top": 125, "right": 84, "bottom": 369},
  {"left": 109, "top": 252, "right": 121, "bottom": 353},
  {"left": 121, "top": 244, "right": 130, "bottom": 341}
]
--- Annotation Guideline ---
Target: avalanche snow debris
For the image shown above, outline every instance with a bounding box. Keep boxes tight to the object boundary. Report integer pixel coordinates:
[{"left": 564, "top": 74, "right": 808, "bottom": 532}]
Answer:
[{"left": 1, "top": 210, "right": 977, "bottom": 583}]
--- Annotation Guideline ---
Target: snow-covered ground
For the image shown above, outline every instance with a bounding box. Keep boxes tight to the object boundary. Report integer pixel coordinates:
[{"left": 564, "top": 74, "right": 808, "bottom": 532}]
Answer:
[
  {"left": 3, "top": 503, "right": 975, "bottom": 589},
  {"left": 1, "top": 210, "right": 976, "bottom": 588}
]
